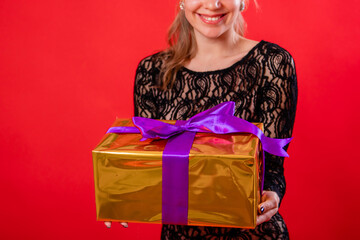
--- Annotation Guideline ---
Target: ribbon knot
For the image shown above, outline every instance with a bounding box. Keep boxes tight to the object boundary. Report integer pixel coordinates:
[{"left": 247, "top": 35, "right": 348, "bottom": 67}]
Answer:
[{"left": 177, "top": 123, "right": 188, "bottom": 130}]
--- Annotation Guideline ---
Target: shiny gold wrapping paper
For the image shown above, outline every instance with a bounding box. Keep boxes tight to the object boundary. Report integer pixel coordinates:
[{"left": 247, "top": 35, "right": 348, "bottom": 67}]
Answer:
[{"left": 92, "top": 118, "right": 263, "bottom": 228}]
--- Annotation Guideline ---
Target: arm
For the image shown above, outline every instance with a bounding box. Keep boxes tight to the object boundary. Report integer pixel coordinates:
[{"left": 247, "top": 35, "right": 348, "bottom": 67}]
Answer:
[
  {"left": 256, "top": 46, "right": 298, "bottom": 223},
  {"left": 134, "top": 55, "right": 160, "bottom": 118}
]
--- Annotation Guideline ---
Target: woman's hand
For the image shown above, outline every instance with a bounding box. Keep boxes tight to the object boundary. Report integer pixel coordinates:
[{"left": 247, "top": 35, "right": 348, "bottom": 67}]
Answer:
[
  {"left": 104, "top": 221, "right": 128, "bottom": 228},
  {"left": 256, "top": 190, "right": 280, "bottom": 225}
]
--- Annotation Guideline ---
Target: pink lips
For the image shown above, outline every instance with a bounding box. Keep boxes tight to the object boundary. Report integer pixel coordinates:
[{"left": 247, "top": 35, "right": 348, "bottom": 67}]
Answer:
[{"left": 197, "top": 13, "right": 226, "bottom": 24}]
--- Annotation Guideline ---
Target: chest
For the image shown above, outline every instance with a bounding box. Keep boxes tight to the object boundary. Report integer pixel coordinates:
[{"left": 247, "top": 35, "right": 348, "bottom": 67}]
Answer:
[
  {"left": 183, "top": 53, "right": 250, "bottom": 73},
  {"left": 155, "top": 71, "right": 263, "bottom": 121}
]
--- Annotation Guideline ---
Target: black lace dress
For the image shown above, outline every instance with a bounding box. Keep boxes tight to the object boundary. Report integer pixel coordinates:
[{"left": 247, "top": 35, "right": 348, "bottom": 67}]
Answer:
[{"left": 133, "top": 40, "right": 297, "bottom": 240}]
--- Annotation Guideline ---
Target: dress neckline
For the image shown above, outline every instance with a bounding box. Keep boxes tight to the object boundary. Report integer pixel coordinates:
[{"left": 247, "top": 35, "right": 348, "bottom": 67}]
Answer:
[{"left": 181, "top": 40, "right": 265, "bottom": 75}]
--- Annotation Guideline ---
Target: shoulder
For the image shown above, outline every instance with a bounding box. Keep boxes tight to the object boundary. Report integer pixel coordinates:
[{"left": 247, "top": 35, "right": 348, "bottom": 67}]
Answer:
[
  {"left": 259, "top": 41, "right": 294, "bottom": 59},
  {"left": 136, "top": 51, "right": 166, "bottom": 73},
  {"left": 135, "top": 51, "right": 167, "bottom": 87},
  {"left": 259, "top": 41, "right": 296, "bottom": 79}
]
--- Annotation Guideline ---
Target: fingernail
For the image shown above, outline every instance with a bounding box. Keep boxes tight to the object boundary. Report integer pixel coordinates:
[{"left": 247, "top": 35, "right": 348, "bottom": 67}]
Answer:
[
  {"left": 260, "top": 206, "right": 265, "bottom": 214},
  {"left": 121, "top": 223, "right": 128, "bottom": 228},
  {"left": 104, "top": 222, "right": 111, "bottom": 228}
]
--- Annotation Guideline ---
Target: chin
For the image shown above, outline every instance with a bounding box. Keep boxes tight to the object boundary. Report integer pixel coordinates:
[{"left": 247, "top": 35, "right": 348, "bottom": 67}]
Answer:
[{"left": 198, "top": 30, "right": 227, "bottom": 40}]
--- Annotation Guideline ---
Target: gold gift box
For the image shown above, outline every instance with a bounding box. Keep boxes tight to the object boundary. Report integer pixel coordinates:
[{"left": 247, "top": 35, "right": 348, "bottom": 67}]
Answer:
[{"left": 92, "top": 118, "right": 263, "bottom": 228}]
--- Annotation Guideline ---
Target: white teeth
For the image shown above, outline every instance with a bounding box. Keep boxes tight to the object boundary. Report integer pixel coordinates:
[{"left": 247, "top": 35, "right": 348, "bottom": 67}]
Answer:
[{"left": 202, "top": 15, "right": 221, "bottom": 21}]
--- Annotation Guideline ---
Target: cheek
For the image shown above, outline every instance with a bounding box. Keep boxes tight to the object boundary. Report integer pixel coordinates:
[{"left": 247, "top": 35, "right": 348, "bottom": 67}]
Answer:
[
  {"left": 225, "top": 1, "right": 241, "bottom": 13},
  {"left": 185, "top": 0, "right": 202, "bottom": 8},
  {"left": 184, "top": 1, "right": 201, "bottom": 26},
  {"left": 184, "top": 11, "right": 196, "bottom": 27},
  {"left": 226, "top": 0, "right": 241, "bottom": 7},
  {"left": 227, "top": 11, "right": 240, "bottom": 25},
  {"left": 185, "top": 0, "right": 201, "bottom": 12},
  {"left": 223, "top": 3, "right": 241, "bottom": 24},
  {"left": 223, "top": 0, "right": 241, "bottom": 13}
]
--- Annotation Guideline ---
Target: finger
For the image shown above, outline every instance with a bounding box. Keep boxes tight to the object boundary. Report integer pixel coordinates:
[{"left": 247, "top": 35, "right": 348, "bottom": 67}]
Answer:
[
  {"left": 120, "top": 222, "right": 128, "bottom": 228},
  {"left": 261, "top": 191, "right": 280, "bottom": 206},
  {"left": 256, "top": 208, "right": 277, "bottom": 225},
  {"left": 258, "top": 205, "right": 265, "bottom": 215},
  {"left": 259, "top": 192, "right": 279, "bottom": 214},
  {"left": 258, "top": 199, "right": 277, "bottom": 215},
  {"left": 104, "top": 221, "right": 112, "bottom": 228}
]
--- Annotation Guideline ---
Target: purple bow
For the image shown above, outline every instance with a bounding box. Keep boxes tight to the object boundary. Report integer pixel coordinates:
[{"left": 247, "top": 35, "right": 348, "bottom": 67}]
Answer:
[
  {"left": 128, "top": 101, "right": 292, "bottom": 157},
  {"left": 107, "top": 101, "right": 292, "bottom": 225}
]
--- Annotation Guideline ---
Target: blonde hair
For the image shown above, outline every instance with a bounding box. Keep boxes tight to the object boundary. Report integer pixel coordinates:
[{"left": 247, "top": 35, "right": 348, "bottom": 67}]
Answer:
[{"left": 158, "top": 0, "right": 257, "bottom": 90}]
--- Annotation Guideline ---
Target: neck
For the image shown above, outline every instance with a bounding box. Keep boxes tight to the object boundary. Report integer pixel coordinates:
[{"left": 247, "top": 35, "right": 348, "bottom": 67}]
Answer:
[{"left": 193, "top": 30, "right": 243, "bottom": 59}]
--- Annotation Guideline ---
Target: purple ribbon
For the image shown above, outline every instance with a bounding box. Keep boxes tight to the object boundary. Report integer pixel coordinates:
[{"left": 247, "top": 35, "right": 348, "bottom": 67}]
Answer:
[{"left": 107, "top": 101, "right": 292, "bottom": 225}]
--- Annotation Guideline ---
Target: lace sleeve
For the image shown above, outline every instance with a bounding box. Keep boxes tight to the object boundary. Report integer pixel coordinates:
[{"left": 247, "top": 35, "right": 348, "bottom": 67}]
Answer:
[
  {"left": 257, "top": 46, "right": 298, "bottom": 205},
  {"left": 133, "top": 55, "right": 160, "bottom": 118}
]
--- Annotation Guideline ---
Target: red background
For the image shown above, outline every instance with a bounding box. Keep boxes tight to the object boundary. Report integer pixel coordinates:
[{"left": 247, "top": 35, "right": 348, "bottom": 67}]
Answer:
[{"left": 1, "top": 0, "right": 359, "bottom": 239}]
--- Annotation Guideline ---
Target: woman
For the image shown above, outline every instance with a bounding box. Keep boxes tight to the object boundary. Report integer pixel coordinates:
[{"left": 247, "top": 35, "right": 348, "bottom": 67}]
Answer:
[{"left": 108, "top": 0, "right": 297, "bottom": 239}]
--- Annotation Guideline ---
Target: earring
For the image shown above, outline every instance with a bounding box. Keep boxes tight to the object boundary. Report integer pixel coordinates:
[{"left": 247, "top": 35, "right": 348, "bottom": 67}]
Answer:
[
  {"left": 179, "top": 1, "right": 185, "bottom": 10},
  {"left": 215, "top": 0, "right": 221, "bottom": 8},
  {"left": 240, "top": 1, "right": 245, "bottom": 12}
]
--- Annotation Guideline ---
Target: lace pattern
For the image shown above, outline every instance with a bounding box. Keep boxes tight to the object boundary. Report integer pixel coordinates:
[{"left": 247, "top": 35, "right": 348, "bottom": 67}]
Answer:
[{"left": 134, "top": 40, "right": 297, "bottom": 239}]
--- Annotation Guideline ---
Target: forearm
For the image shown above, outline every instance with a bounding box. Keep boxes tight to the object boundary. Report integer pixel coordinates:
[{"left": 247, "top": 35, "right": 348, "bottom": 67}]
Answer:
[{"left": 263, "top": 153, "right": 286, "bottom": 206}]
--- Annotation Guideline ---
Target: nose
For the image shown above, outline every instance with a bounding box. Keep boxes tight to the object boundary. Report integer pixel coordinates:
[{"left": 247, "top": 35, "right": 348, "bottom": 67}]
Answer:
[{"left": 204, "top": 0, "right": 222, "bottom": 9}]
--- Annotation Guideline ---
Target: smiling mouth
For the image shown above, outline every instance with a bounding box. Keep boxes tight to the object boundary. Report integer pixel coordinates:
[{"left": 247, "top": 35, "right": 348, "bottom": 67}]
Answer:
[{"left": 198, "top": 13, "right": 226, "bottom": 24}]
